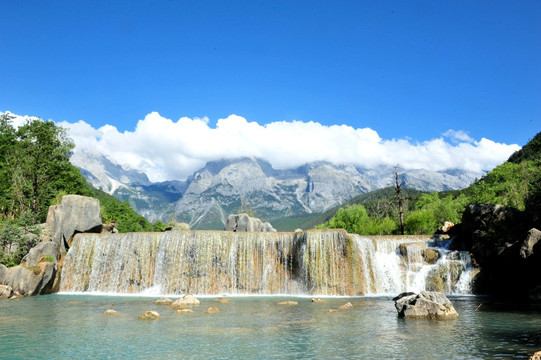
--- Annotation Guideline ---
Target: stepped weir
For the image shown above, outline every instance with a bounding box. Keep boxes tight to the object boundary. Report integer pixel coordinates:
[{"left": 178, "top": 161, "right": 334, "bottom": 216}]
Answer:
[{"left": 60, "top": 230, "right": 474, "bottom": 296}]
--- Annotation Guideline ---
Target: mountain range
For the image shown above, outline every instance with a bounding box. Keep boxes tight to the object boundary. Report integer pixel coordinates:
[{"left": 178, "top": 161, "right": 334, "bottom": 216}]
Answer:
[{"left": 70, "top": 149, "right": 485, "bottom": 230}]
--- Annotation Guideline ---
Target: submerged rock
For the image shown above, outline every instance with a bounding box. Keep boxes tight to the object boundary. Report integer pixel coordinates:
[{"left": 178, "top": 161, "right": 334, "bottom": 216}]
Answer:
[
  {"left": 176, "top": 309, "right": 194, "bottom": 314},
  {"left": 311, "top": 298, "right": 323, "bottom": 302},
  {"left": 155, "top": 297, "right": 173, "bottom": 305},
  {"left": 277, "top": 301, "right": 298, "bottom": 306},
  {"left": 215, "top": 297, "right": 230, "bottom": 303},
  {"left": 103, "top": 309, "right": 121, "bottom": 316},
  {"left": 204, "top": 306, "right": 220, "bottom": 314},
  {"left": 393, "top": 291, "right": 458, "bottom": 319},
  {"left": 338, "top": 302, "right": 353, "bottom": 310},
  {"left": 138, "top": 310, "right": 160, "bottom": 320}
]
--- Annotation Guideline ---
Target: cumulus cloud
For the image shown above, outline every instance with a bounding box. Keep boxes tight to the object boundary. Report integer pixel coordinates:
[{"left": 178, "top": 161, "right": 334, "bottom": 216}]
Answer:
[
  {"left": 2, "top": 111, "right": 521, "bottom": 182},
  {"left": 443, "top": 129, "right": 475, "bottom": 143}
]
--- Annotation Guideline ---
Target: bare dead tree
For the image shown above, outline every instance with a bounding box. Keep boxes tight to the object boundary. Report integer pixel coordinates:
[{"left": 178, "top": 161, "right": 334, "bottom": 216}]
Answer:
[{"left": 393, "top": 165, "right": 406, "bottom": 235}]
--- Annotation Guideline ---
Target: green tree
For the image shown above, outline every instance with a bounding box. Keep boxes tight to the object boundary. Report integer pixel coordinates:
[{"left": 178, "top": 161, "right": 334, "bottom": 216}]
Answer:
[{"left": 0, "top": 114, "right": 17, "bottom": 218}]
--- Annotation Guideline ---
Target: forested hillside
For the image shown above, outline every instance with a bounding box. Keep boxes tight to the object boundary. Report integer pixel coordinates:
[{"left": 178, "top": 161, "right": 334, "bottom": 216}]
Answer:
[
  {"left": 0, "top": 114, "right": 162, "bottom": 266},
  {"left": 316, "top": 131, "right": 541, "bottom": 235}
]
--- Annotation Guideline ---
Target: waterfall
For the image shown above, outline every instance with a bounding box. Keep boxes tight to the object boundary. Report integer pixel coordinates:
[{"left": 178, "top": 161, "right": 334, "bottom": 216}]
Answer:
[{"left": 60, "top": 230, "right": 475, "bottom": 296}]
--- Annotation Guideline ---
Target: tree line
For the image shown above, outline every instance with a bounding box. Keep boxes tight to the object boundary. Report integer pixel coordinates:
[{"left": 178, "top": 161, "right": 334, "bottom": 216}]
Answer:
[
  {"left": 0, "top": 114, "right": 167, "bottom": 265},
  {"left": 317, "top": 133, "right": 541, "bottom": 236}
]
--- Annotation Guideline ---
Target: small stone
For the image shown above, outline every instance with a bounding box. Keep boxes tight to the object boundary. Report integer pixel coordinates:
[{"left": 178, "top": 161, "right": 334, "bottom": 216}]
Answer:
[
  {"left": 204, "top": 306, "right": 220, "bottom": 314},
  {"left": 311, "top": 298, "right": 323, "bottom": 302},
  {"left": 103, "top": 309, "right": 121, "bottom": 316},
  {"left": 338, "top": 302, "right": 353, "bottom": 310},
  {"left": 277, "top": 301, "right": 298, "bottom": 306},
  {"left": 215, "top": 297, "right": 230, "bottom": 303},
  {"left": 176, "top": 309, "right": 194, "bottom": 314},
  {"left": 137, "top": 310, "right": 160, "bottom": 320},
  {"left": 328, "top": 309, "right": 337, "bottom": 313},
  {"left": 155, "top": 297, "right": 173, "bottom": 305}
]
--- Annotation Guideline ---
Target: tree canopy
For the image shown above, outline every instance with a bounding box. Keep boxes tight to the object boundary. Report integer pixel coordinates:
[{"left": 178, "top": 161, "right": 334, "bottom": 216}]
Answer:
[{"left": 0, "top": 114, "right": 93, "bottom": 222}]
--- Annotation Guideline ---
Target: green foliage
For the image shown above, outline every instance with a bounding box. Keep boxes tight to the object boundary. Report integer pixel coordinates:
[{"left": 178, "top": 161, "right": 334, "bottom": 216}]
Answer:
[
  {"left": 40, "top": 255, "right": 55, "bottom": 262},
  {"left": 403, "top": 209, "right": 435, "bottom": 235},
  {"left": 92, "top": 189, "right": 153, "bottom": 233},
  {"left": 0, "top": 115, "right": 94, "bottom": 222},
  {"left": 508, "top": 132, "right": 541, "bottom": 164},
  {"left": 0, "top": 212, "right": 40, "bottom": 266},
  {"left": 316, "top": 204, "right": 397, "bottom": 235},
  {"left": 466, "top": 161, "right": 536, "bottom": 210}
]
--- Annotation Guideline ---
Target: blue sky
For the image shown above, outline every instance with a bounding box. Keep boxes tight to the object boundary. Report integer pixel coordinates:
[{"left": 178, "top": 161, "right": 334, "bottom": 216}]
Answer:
[{"left": 0, "top": 1, "right": 538, "bottom": 180}]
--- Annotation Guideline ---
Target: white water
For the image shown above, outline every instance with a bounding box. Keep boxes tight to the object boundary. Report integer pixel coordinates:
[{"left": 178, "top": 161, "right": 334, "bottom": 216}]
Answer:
[{"left": 60, "top": 230, "right": 474, "bottom": 296}]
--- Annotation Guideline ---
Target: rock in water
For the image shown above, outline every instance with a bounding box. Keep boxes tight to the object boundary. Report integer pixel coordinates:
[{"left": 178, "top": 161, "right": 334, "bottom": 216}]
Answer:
[
  {"left": 277, "top": 301, "right": 298, "bottom": 306},
  {"left": 155, "top": 297, "right": 173, "bottom": 305},
  {"left": 530, "top": 351, "right": 541, "bottom": 360},
  {"left": 170, "top": 294, "right": 200, "bottom": 309},
  {"left": 338, "top": 302, "right": 353, "bottom": 310},
  {"left": 393, "top": 291, "right": 458, "bottom": 319},
  {"left": 137, "top": 310, "right": 160, "bottom": 320},
  {"left": 204, "top": 306, "right": 220, "bottom": 314},
  {"left": 176, "top": 309, "right": 194, "bottom": 314},
  {"left": 103, "top": 309, "right": 121, "bottom": 316}
]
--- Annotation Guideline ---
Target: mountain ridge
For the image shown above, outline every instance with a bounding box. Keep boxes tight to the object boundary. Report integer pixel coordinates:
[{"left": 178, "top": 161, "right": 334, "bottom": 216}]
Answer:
[{"left": 71, "top": 149, "right": 485, "bottom": 229}]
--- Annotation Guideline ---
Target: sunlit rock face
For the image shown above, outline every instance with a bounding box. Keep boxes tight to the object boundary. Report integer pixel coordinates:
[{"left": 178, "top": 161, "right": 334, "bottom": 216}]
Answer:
[{"left": 59, "top": 230, "right": 474, "bottom": 296}]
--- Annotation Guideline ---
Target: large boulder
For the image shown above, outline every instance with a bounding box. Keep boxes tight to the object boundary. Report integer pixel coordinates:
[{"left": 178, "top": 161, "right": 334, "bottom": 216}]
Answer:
[
  {"left": 224, "top": 213, "right": 276, "bottom": 232},
  {"left": 21, "top": 241, "right": 59, "bottom": 268},
  {"left": 3, "top": 261, "right": 57, "bottom": 296},
  {"left": 393, "top": 291, "right": 458, "bottom": 319},
  {"left": 46, "top": 195, "right": 102, "bottom": 251},
  {"left": 0, "top": 264, "right": 7, "bottom": 284},
  {"left": 0, "top": 284, "right": 12, "bottom": 298}
]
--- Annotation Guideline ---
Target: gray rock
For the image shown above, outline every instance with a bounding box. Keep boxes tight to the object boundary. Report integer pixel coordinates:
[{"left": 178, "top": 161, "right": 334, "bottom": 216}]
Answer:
[
  {"left": 0, "top": 264, "right": 7, "bottom": 284},
  {"left": 520, "top": 228, "right": 541, "bottom": 259},
  {"left": 22, "top": 241, "right": 59, "bottom": 268},
  {"left": 224, "top": 214, "right": 276, "bottom": 232},
  {"left": 393, "top": 291, "right": 458, "bottom": 319},
  {"left": 0, "top": 284, "right": 12, "bottom": 298},
  {"left": 46, "top": 195, "right": 102, "bottom": 251},
  {"left": 3, "top": 262, "right": 57, "bottom": 296},
  {"left": 170, "top": 294, "right": 200, "bottom": 309}
]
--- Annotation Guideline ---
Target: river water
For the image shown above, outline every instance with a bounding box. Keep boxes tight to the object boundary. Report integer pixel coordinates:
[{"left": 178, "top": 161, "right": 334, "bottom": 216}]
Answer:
[{"left": 1, "top": 295, "right": 540, "bottom": 359}]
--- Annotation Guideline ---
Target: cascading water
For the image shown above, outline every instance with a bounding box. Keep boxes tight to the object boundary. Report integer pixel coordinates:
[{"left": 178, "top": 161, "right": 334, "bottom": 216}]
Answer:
[
  {"left": 60, "top": 230, "right": 475, "bottom": 296},
  {"left": 353, "top": 235, "right": 475, "bottom": 295}
]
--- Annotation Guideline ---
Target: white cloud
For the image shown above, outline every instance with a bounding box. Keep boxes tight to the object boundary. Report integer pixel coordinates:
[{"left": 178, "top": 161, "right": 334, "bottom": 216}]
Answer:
[
  {"left": 443, "top": 129, "right": 475, "bottom": 143},
  {"left": 0, "top": 111, "right": 40, "bottom": 128},
  {"left": 3, "top": 111, "right": 521, "bottom": 182}
]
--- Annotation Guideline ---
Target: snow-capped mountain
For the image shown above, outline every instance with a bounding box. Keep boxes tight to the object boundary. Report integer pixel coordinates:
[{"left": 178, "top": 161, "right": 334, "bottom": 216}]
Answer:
[{"left": 71, "top": 150, "right": 484, "bottom": 228}]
